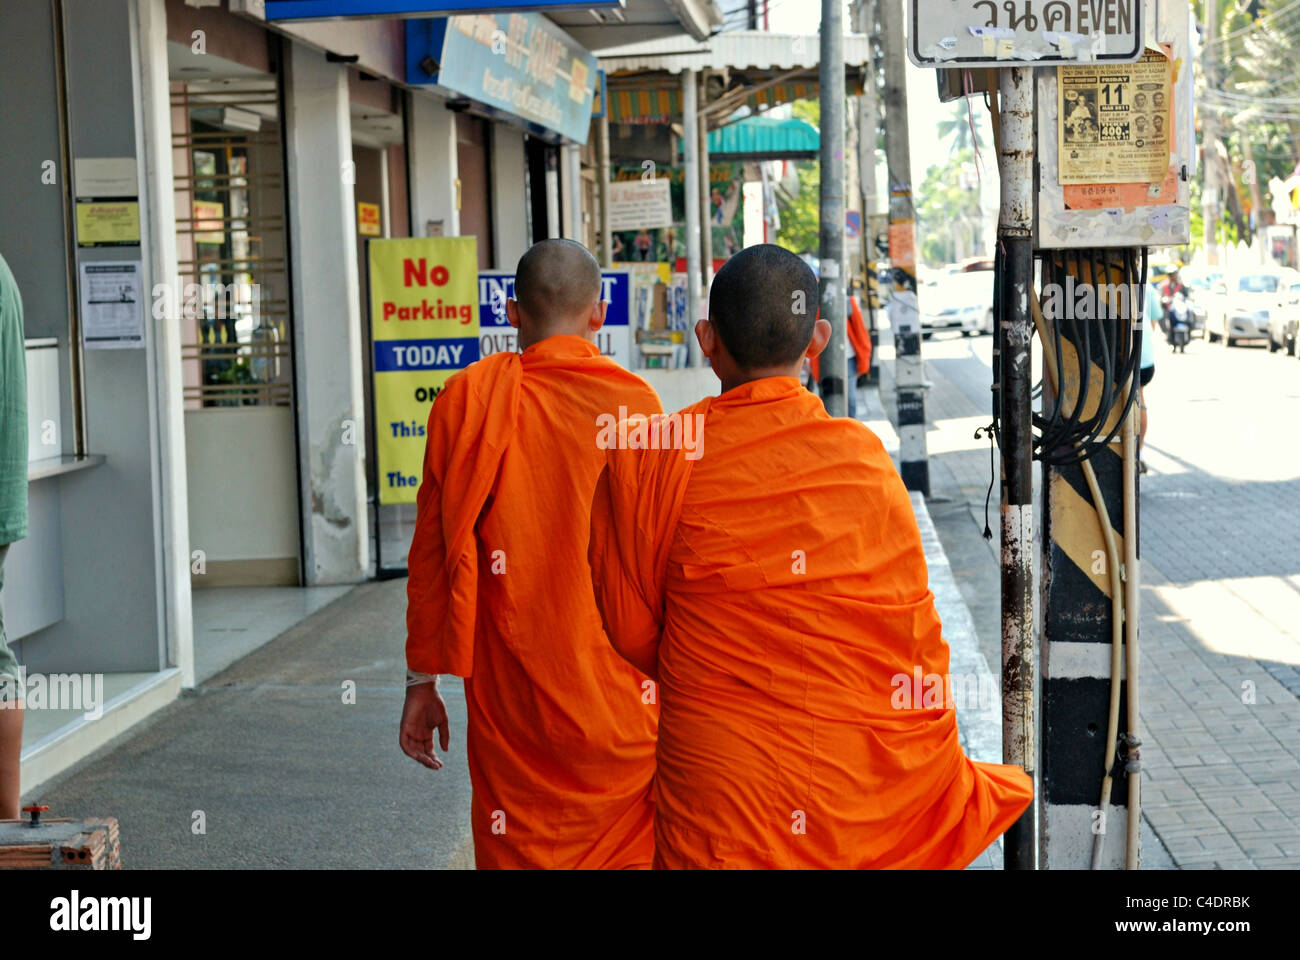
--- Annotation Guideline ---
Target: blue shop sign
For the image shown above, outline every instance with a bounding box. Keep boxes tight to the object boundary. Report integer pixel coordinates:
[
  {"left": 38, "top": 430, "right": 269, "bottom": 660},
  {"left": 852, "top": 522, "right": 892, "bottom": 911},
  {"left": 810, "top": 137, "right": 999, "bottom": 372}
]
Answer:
[
  {"left": 477, "top": 269, "right": 632, "bottom": 367},
  {"left": 406, "top": 13, "right": 597, "bottom": 144},
  {"left": 263, "top": 1, "right": 621, "bottom": 21}
]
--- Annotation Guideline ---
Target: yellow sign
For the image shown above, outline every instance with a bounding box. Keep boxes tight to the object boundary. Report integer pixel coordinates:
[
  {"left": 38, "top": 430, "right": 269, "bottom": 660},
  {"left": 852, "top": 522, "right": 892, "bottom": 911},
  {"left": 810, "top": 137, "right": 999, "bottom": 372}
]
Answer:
[
  {"left": 1058, "top": 48, "right": 1173, "bottom": 186},
  {"left": 193, "top": 200, "right": 225, "bottom": 244},
  {"left": 369, "top": 236, "right": 479, "bottom": 506},
  {"left": 75, "top": 200, "right": 140, "bottom": 246},
  {"left": 358, "top": 201, "right": 381, "bottom": 237}
]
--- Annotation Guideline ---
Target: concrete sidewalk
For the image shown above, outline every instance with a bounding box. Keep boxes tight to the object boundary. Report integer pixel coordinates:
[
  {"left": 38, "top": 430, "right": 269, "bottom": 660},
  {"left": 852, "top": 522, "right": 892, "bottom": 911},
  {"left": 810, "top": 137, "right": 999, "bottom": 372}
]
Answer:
[{"left": 28, "top": 580, "right": 476, "bottom": 869}]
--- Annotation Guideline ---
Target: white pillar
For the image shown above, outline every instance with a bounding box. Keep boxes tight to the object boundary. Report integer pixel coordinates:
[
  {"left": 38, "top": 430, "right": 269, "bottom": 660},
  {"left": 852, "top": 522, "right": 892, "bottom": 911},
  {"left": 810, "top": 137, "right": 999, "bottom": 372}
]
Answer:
[
  {"left": 682, "top": 69, "right": 702, "bottom": 366},
  {"left": 284, "top": 41, "right": 369, "bottom": 584},
  {"left": 562, "top": 144, "right": 584, "bottom": 241},
  {"left": 490, "top": 124, "right": 529, "bottom": 267},
  {"left": 598, "top": 111, "right": 612, "bottom": 267},
  {"left": 407, "top": 93, "right": 459, "bottom": 237},
  {"left": 699, "top": 106, "right": 713, "bottom": 289},
  {"left": 545, "top": 148, "right": 560, "bottom": 239},
  {"left": 134, "top": 0, "right": 194, "bottom": 686}
]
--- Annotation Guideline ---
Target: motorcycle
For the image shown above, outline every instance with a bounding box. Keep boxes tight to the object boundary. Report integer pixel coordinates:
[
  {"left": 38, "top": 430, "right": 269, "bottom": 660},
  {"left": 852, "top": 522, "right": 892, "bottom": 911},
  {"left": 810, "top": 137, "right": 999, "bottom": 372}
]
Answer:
[{"left": 1166, "top": 292, "right": 1190, "bottom": 353}]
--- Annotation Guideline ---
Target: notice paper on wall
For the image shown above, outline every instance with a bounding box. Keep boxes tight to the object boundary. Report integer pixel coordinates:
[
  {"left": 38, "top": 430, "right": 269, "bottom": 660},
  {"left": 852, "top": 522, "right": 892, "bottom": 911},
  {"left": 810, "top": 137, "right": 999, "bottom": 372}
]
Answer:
[{"left": 79, "top": 260, "right": 144, "bottom": 350}]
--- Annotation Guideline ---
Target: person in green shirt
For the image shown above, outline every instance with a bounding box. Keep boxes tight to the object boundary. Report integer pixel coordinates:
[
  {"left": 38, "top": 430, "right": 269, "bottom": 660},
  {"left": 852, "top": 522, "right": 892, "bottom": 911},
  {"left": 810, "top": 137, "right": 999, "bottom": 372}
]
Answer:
[{"left": 0, "top": 250, "right": 27, "bottom": 819}]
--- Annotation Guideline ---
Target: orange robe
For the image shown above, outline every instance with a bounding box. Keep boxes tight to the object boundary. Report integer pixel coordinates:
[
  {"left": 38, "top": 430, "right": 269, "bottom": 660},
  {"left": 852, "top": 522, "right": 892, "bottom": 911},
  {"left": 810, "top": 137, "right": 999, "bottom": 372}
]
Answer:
[
  {"left": 588, "top": 376, "right": 1032, "bottom": 869},
  {"left": 407, "top": 335, "right": 661, "bottom": 869},
  {"left": 810, "top": 295, "right": 872, "bottom": 383}
]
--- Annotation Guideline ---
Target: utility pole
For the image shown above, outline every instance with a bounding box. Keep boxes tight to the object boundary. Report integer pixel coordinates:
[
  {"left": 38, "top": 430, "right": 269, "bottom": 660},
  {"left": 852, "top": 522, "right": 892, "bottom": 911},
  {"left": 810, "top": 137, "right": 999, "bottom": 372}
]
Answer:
[
  {"left": 855, "top": 0, "right": 881, "bottom": 386},
  {"left": 682, "top": 68, "right": 702, "bottom": 367},
  {"left": 996, "top": 65, "right": 1036, "bottom": 872},
  {"left": 880, "top": 0, "right": 928, "bottom": 492},
  {"left": 818, "top": 0, "right": 847, "bottom": 416},
  {"left": 1202, "top": 0, "right": 1219, "bottom": 265}
]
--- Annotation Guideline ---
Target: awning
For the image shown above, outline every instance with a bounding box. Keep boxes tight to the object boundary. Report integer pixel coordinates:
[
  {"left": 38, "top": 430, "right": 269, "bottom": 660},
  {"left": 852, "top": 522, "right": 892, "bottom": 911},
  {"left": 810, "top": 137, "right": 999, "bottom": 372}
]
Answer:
[
  {"left": 601, "top": 30, "right": 871, "bottom": 127},
  {"left": 706, "top": 115, "right": 819, "bottom": 160}
]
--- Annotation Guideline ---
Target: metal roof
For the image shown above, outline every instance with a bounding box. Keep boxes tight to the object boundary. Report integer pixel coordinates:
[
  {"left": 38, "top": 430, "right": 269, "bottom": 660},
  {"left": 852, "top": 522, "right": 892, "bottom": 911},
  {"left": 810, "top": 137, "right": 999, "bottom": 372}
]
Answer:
[
  {"left": 547, "top": 0, "right": 723, "bottom": 51},
  {"left": 598, "top": 29, "right": 873, "bottom": 71}
]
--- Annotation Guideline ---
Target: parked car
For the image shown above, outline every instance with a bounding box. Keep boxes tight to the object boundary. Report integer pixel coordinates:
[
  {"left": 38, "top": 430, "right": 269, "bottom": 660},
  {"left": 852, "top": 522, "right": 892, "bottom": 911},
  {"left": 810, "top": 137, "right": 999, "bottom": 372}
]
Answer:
[
  {"left": 1204, "top": 271, "right": 1284, "bottom": 346},
  {"left": 1267, "top": 276, "right": 1300, "bottom": 355},
  {"left": 920, "top": 269, "right": 994, "bottom": 336},
  {"left": 1175, "top": 267, "right": 1218, "bottom": 337}
]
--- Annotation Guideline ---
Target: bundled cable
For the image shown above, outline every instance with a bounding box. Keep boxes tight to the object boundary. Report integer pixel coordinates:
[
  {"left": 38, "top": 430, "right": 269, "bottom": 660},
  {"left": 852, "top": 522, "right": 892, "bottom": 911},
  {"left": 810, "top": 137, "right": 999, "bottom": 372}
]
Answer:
[{"left": 990, "top": 247, "right": 1146, "bottom": 467}]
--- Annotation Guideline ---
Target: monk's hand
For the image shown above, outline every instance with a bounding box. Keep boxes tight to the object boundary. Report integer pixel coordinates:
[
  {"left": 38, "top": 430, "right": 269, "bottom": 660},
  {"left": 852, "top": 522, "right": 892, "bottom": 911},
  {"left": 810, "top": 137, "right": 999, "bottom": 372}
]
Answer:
[{"left": 400, "top": 680, "right": 451, "bottom": 771}]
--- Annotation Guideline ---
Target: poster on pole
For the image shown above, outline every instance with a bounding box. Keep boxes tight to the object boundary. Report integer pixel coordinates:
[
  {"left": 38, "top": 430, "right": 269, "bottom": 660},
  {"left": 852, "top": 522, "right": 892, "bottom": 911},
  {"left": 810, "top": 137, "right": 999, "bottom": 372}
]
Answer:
[
  {"left": 1057, "top": 47, "right": 1173, "bottom": 185},
  {"left": 369, "top": 235, "right": 479, "bottom": 506}
]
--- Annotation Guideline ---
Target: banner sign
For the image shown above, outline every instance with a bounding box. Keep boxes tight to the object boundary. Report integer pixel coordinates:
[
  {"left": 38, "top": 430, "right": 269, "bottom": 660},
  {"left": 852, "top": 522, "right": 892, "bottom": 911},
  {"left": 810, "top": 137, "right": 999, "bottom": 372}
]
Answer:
[
  {"left": 260, "top": 1, "right": 620, "bottom": 21},
  {"left": 370, "top": 236, "right": 479, "bottom": 505},
  {"left": 477, "top": 269, "right": 632, "bottom": 369},
  {"left": 405, "top": 13, "right": 597, "bottom": 144}
]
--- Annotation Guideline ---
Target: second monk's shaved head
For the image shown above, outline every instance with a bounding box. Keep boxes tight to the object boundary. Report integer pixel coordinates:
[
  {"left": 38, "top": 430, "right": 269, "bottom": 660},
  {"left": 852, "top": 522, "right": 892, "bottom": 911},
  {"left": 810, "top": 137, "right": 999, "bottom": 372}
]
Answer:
[
  {"left": 514, "top": 239, "right": 603, "bottom": 327},
  {"left": 709, "top": 244, "right": 819, "bottom": 369}
]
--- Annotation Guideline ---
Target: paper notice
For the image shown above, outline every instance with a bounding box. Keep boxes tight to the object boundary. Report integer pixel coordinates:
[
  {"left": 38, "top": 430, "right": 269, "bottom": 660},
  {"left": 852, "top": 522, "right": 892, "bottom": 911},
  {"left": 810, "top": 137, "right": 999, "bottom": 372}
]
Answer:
[
  {"left": 80, "top": 260, "right": 144, "bottom": 350},
  {"left": 1058, "top": 48, "right": 1172, "bottom": 185}
]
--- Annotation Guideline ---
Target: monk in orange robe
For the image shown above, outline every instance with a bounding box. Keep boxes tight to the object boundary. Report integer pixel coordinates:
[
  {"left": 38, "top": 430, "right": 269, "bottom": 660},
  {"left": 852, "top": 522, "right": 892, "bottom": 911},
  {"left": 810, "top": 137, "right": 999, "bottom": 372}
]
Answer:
[
  {"left": 588, "top": 244, "right": 1032, "bottom": 869},
  {"left": 401, "top": 239, "right": 661, "bottom": 869}
]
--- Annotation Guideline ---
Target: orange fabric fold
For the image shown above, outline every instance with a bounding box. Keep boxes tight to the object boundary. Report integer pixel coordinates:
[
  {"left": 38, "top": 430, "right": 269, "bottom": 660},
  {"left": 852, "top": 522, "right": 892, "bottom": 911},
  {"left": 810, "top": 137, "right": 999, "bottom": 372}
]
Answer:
[
  {"left": 407, "top": 335, "right": 663, "bottom": 869},
  {"left": 589, "top": 376, "right": 1032, "bottom": 869}
]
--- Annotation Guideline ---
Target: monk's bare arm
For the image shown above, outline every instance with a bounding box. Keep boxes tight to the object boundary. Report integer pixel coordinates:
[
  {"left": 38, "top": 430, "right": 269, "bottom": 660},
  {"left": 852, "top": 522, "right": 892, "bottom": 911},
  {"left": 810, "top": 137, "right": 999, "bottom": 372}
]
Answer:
[{"left": 588, "top": 464, "right": 662, "bottom": 681}]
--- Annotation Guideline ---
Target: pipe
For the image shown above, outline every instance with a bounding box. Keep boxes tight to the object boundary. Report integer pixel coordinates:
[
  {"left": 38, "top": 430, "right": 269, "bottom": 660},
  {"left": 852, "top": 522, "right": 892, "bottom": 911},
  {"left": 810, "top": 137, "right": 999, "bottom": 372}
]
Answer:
[
  {"left": 1028, "top": 284, "right": 1126, "bottom": 870},
  {"left": 1122, "top": 400, "right": 1141, "bottom": 870}
]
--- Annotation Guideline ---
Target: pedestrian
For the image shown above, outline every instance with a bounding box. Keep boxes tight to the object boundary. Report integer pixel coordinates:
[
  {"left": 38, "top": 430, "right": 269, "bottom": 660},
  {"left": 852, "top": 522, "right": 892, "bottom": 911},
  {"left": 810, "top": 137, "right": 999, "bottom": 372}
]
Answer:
[
  {"left": 401, "top": 239, "right": 661, "bottom": 869},
  {"left": 587, "top": 244, "right": 1033, "bottom": 868},
  {"left": 0, "top": 250, "right": 27, "bottom": 820},
  {"left": 1139, "top": 280, "right": 1159, "bottom": 474}
]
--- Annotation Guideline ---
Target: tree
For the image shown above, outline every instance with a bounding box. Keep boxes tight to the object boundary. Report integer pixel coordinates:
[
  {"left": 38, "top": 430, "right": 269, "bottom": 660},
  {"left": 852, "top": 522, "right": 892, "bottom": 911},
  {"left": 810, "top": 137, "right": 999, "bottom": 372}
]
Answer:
[
  {"left": 936, "top": 100, "right": 984, "bottom": 155},
  {"left": 916, "top": 147, "right": 983, "bottom": 266},
  {"left": 774, "top": 99, "right": 822, "bottom": 254}
]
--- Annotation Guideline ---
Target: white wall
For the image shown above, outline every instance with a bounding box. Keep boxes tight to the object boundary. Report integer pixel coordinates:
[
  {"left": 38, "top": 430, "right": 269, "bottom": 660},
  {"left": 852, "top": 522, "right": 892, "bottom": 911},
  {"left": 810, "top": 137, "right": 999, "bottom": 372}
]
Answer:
[
  {"left": 184, "top": 408, "right": 299, "bottom": 563},
  {"left": 284, "top": 41, "right": 369, "bottom": 585},
  {"left": 490, "top": 124, "right": 529, "bottom": 268},
  {"left": 407, "top": 93, "right": 459, "bottom": 238}
]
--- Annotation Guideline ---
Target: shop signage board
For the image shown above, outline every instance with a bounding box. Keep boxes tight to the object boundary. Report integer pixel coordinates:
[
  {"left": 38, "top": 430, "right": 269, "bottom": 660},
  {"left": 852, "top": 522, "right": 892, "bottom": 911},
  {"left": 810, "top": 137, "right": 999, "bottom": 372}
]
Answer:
[
  {"left": 252, "top": 1, "right": 621, "bottom": 20},
  {"left": 608, "top": 179, "right": 673, "bottom": 231},
  {"left": 908, "top": 0, "right": 1144, "bottom": 68},
  {"left": 369, "top": 236, "right": 479, "bottom": 505},
  {"left": 477, "top": 268, "right": 633, "bottom": 369},
  {"left": 405, "top": 13, "right": 598, "bottom": 144}
]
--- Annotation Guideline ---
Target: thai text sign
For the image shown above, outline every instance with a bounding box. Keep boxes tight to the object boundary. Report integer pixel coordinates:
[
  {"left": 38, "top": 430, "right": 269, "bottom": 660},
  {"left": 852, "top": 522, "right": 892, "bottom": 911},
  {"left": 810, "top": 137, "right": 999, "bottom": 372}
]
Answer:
[{"left": 908, "top": 0, "right": 1143, "bottom": 68}]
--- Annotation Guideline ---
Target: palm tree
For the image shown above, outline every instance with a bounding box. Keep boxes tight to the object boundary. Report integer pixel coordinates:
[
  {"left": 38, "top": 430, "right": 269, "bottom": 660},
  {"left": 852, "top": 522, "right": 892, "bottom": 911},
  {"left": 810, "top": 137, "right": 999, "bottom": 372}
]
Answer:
[{"left": 936, "top": 101, "right": 984, "bottom": 155}]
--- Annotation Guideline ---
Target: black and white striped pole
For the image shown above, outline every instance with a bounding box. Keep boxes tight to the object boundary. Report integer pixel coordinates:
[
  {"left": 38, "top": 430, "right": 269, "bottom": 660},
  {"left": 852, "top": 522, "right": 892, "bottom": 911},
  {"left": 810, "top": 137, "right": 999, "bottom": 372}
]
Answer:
[
  {"left": 996, "top": 65, "right": 1037, "bottom": 871},
  {"left": 880, "top": 0, "right": 929, "bottom": 493}
]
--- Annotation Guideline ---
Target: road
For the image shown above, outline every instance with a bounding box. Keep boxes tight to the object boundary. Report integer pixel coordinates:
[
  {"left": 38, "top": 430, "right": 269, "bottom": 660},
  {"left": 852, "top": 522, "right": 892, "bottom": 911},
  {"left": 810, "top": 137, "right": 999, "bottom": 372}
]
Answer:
[{"left": 885, "top": 322, "right": 1300, "bottom": 868}]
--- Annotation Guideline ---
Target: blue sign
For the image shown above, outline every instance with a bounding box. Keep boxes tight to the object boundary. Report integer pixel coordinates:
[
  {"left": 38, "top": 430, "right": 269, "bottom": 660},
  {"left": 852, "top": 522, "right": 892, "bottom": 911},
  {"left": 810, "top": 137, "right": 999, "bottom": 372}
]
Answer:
[
  {"left": 264, "top": 1, "right": 621, "bottom": 20},
  {"left": 406, "top": 14, "right": 597, "bottom": 144},
  {"left": 477, "top": 269, "right": 632, "bottom": 367}
]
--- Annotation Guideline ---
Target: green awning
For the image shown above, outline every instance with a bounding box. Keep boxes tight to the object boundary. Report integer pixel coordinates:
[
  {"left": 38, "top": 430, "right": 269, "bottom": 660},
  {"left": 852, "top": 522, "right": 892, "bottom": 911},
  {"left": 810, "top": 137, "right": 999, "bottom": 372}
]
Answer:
[{"left": 706, "top": 115, "right": 819, "bottom": 160}]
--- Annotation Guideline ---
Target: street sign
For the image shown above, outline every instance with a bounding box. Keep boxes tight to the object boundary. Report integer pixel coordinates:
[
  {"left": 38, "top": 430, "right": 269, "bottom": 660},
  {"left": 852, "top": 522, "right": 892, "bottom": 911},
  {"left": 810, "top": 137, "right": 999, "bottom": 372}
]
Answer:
[{"left": 908, "top": 0, "right": 1144, "bottom": 68}]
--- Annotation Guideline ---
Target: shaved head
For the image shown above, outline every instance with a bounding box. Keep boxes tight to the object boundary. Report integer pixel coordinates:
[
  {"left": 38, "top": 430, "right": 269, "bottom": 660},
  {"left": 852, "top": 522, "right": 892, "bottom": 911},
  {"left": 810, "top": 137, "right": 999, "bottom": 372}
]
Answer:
[
  {"left": 514, "top": 239, "right": 603, "bottom": 328},
  {"left": 708, "top": 244, "right": 819, "bottom": 370}
]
